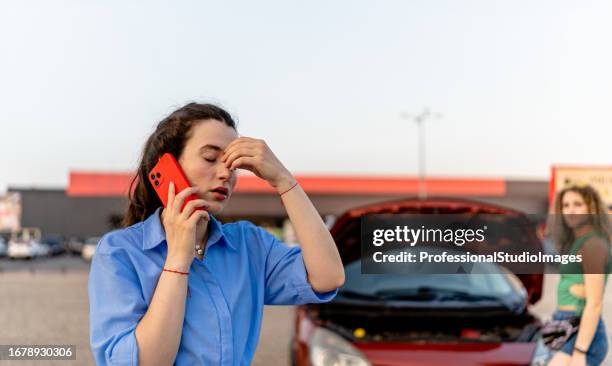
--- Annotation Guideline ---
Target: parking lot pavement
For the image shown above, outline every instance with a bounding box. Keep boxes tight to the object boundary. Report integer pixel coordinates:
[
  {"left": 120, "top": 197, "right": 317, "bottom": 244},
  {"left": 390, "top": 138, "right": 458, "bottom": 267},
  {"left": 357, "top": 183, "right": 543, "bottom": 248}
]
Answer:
[
  {"left": 0, "top": 257, "right": 610, "bottom": 365},
  {"left": 0, "top": 271, "right": 93, "bottom": 366},
  {"left": 0, "top": 255, "right": 90, "bottom": 274},
  {"left": 0, "top": 257, "right": 293, "bottom": 366}
]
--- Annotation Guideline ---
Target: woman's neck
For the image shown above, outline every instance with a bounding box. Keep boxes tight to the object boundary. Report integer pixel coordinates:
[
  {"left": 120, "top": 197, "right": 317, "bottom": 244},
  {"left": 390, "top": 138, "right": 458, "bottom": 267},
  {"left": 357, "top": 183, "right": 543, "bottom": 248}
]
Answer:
[{"left": 195, "top": 225, "right": 209, "bottom": 260}]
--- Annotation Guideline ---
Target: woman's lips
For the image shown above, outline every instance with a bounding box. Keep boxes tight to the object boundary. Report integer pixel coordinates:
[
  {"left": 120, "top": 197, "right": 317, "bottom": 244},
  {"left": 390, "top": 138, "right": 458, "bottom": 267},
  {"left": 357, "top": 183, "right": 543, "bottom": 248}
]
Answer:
[{"left": 211, "top": 191, "right": 228, "bottom": 201}]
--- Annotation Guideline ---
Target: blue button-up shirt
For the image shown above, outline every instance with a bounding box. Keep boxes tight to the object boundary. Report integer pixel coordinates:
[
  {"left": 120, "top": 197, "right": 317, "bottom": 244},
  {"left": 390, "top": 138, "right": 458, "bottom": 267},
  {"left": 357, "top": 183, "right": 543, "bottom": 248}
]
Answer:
[{"left": 89, "top": 207, "right": 338, "bottom": 365}]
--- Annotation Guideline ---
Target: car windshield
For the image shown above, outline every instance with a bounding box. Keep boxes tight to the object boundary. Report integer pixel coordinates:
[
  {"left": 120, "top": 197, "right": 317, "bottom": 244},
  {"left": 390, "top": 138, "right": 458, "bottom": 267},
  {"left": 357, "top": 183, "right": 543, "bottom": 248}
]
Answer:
[{"left": 341, "top": 251, "right": 521, "bottom": 301}]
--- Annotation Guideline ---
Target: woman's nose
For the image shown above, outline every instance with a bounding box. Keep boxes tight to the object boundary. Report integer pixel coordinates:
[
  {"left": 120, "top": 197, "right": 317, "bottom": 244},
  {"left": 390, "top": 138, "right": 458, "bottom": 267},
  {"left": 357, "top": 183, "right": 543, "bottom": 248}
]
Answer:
[{"left": 217, "top": 162, "right": 233, "bottom": 181}]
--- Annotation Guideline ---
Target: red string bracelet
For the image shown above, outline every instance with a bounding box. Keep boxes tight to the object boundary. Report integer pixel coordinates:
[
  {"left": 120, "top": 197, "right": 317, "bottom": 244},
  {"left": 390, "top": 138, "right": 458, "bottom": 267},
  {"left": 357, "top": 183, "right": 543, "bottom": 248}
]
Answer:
[
  {"left": 279, "top": 182, "right": 299, "bottom": 196},
  {"left": 163, "top": 268, "right": 189, "bottom": 275}
]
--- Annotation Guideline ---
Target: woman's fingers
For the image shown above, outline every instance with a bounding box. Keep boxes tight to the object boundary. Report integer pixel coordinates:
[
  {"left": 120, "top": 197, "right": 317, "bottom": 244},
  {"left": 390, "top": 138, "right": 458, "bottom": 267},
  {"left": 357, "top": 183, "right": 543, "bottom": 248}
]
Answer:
[
  {"left": 179, "top": 199, "right": 208, "bottom": 222},
  {"left": 222, "top": 137, "right": 258, "bottom": 157},
  {"left": 172, "top": 186, "right": 199, "bottom": 216},
  {"left": 223, "top": 146, "right": 258, "bottom": 168},
  {"left": 221, "top": 136, "right": 291, "bottom": 186},
  {"left": 221, "top": 138, "right": 260, "bottom": 162},
  {"left": 167, "top": 181, "right": 176, "bottom": 209},
  {"left": 186, "top": 209, "right": 210, "bottom": 227},
  {"left": 229, "top": 156, "right": 259, "bottom": 171}
]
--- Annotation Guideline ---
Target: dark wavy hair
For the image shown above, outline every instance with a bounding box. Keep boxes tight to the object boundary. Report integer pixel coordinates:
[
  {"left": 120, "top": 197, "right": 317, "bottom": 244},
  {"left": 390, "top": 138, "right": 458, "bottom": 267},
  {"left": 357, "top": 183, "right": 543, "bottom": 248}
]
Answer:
[
  {"left": 551, "top": 184, "right": 612, "bottom": 254},
  {"left": 122, "top": 103, "right": 237, "bottom": 227}
]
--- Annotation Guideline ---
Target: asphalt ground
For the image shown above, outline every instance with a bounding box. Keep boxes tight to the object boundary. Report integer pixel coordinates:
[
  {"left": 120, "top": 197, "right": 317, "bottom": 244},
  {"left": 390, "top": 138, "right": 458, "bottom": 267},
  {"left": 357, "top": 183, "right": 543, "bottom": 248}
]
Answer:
[
  {"left": 0, "top": 256, "right": 610, "bottom": 365},
  {"left": 0, "top": 256, "right": 293, "bottom": 366}
]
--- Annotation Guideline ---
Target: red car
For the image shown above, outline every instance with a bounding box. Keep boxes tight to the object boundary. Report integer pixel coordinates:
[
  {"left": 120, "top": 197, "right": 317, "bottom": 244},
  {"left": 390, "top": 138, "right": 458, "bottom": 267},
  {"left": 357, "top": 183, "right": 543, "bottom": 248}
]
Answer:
[{"left": 291, "top": 198, "right": 547, "bottom": 366}]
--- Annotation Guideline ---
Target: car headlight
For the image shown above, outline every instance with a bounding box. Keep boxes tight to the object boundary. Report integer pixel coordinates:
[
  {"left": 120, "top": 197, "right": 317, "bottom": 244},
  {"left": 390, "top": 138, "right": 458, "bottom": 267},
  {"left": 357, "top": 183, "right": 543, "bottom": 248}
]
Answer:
[
  {"left": 530, "top": 337, "right": 551, "bottom": 366},
  {"left": 309, "top": 327, "right": 372, "bottom": 366}
]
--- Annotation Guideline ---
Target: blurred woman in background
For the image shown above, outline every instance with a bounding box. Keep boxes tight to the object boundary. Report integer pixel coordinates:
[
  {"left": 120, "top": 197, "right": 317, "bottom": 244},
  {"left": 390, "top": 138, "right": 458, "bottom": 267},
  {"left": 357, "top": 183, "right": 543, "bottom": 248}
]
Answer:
[{"left": 549, "top": 184, "right": 611, "bottom": 366}]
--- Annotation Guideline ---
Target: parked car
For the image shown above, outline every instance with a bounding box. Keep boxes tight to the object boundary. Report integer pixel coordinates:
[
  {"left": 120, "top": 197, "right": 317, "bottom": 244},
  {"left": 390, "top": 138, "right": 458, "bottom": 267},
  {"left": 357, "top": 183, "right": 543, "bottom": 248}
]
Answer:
[
  {"left": 290, "top": 197, "right": 546, "bottom": 366},
  {"left": 0, "top": 235, "right": 7, "bottom": 257},
  {"left": 8, "top": 228, "right": 48, "bottom": 259},
  {"left": 66, "top": 236, "right": 86, "bottom": 255},
  {"left": 41, "top": 236, "right": 66, "bottom": 256},
  {"left": 82, "top": 236, "right": 101, "bottom": 261}
]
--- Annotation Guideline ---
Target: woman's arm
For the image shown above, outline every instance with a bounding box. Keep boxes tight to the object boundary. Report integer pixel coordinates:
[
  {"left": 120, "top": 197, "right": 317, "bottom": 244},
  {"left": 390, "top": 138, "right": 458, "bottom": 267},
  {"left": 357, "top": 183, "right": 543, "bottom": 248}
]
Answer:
[
  {"left": 570, "top": 236, "right": 608, "bottom": 364},
  {"left": 222, "top": 137, "right": 345, "bottom": 293},
  {"left": 277, "top": 177, "right": 345, "bottom": 292},
  {"left": 572, "top": 274, "right": 604, "bottom": 354},
  {"left": 135, "top": 264, "right": 190, "bottom": 366},
  {"left": 135, "top": 184, "right": 209, "bottom": 365}
]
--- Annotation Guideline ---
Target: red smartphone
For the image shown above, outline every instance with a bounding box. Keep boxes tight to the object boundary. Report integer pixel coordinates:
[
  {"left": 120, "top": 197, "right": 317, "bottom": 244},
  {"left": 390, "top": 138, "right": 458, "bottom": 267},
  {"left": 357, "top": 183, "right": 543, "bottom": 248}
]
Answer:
[{"left": 148, "top": 153, "right": 204, "bottom": 212}]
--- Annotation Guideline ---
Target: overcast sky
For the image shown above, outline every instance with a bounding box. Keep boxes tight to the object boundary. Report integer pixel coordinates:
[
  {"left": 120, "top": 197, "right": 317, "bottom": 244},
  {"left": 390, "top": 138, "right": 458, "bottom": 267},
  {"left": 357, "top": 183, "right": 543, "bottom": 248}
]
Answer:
[{"left": 1, "top": 0, "right": 611, "bottom": 193}]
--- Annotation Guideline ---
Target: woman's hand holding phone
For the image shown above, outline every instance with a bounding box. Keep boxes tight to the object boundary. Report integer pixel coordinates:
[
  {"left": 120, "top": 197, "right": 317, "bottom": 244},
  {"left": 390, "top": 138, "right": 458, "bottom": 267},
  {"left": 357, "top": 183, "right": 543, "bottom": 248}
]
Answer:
[{"left": 161, "top": 182, "right": 210, "bottom": 271}]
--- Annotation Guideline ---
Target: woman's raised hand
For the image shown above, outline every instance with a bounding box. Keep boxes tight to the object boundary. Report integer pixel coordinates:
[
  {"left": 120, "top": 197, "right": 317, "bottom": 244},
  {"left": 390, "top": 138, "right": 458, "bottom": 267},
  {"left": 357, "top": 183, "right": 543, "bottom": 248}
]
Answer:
[
  {"left": 221, "top": 137, "right": 296, "bottom": 193},
  {"left": 161, "top": 182, "right": 210, "bottom": 269}
]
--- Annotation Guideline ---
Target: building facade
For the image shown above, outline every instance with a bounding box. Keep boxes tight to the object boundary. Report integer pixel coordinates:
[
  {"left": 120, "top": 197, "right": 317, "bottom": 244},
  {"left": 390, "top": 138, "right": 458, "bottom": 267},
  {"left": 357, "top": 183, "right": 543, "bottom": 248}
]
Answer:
[{"left": 7, "top": 171, "right": 550, "bottom": 240}]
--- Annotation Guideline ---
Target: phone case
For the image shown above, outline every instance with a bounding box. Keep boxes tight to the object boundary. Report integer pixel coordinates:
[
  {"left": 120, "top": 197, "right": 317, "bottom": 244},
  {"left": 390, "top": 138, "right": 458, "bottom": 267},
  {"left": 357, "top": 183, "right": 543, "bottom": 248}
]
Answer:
[{"left": 148, "top": 153, "right": 203, "bottom": 211}]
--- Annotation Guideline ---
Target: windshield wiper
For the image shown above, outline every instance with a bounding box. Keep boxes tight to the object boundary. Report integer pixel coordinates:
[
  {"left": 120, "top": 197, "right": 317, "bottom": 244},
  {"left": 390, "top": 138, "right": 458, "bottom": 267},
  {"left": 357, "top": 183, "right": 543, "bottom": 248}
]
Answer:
[
  {"left": 338, "top": 289, "right": 385, "bottom": 301},
  {"left": 436, "top": 291, "right": 501, "bottom": 302},
  {"left": 375, "top": 289, "right": 438, "bottom": 301},
  {"left": 374, "top": 287, "right": 501, "bottom": 302}
]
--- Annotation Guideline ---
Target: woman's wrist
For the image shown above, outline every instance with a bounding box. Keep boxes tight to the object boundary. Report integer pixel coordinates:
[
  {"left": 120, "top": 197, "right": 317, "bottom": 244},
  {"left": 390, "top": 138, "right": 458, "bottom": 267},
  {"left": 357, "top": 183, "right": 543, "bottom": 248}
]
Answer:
[
  {"left": 273, "top": 173, "right": 297, "bottom": 195},
  {"left": 572, "top": 342, "right": 588, "bottom": 362},
  {"left": 164, "top": 255, "right": 193, "bottom": 273},
  {"left": 573, "top": 345, "right": 588, "bottom": 355}
]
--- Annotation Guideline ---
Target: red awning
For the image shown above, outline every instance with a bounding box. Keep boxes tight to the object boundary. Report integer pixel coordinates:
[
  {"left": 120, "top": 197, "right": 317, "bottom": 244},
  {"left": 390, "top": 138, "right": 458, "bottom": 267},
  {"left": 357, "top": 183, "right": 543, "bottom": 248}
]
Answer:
[
  {"left": 67, "top": 172, "right": 133, "bottom": 197},
  {"left": 67, "top": 171, "right": 506, "bottom": 197}
]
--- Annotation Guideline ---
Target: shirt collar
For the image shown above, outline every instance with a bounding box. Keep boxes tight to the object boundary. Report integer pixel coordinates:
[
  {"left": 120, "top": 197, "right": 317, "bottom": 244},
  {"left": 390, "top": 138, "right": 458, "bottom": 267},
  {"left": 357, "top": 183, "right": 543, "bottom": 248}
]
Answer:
[{"left": 142, "top": 207, "right": 235, "bottom": 251}]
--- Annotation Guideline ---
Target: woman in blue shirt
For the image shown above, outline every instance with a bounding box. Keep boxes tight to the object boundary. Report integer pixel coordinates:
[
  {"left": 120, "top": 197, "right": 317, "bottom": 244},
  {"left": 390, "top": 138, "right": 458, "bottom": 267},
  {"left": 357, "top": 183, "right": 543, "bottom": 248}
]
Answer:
[{"left": 88, "top": 103, "right": 345, "bottom": 366}]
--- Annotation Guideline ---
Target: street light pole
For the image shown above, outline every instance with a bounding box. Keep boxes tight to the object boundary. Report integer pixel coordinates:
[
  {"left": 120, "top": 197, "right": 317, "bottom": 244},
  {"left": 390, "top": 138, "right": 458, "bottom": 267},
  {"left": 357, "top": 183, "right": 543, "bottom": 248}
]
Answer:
[{"left": 400, "top": 108, "right": 442, "bottom": 199}]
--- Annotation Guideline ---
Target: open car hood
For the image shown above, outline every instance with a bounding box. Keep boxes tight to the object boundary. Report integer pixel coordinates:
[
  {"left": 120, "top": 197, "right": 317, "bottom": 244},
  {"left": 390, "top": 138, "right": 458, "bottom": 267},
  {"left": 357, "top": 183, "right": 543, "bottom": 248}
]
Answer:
[{"left": 329, "top": 197, "right": 544, "bottom": 304}]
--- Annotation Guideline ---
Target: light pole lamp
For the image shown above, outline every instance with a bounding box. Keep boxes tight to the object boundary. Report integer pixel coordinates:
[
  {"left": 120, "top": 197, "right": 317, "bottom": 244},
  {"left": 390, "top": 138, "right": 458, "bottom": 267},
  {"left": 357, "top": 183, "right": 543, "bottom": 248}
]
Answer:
[{"left": 400, "top": 108, "right": 442, "bottom": 199}]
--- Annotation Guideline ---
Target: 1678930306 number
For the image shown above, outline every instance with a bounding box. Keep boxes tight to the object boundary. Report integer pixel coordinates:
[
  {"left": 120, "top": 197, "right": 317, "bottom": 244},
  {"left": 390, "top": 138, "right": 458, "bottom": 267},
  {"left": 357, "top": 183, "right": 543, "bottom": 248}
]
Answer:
[{"left": 0, "top": 345, "right": 76, "bottom": 360}]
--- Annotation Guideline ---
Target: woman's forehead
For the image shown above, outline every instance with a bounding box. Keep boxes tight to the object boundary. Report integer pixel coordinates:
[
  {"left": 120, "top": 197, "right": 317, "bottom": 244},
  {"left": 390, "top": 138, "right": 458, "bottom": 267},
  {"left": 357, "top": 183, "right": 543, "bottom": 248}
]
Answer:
[
  {"left": 563, "top": 191, "right": 584, "bottom": 202},
  {"left": 187, "top": 119, "right": 238, "bottom": 150}
]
